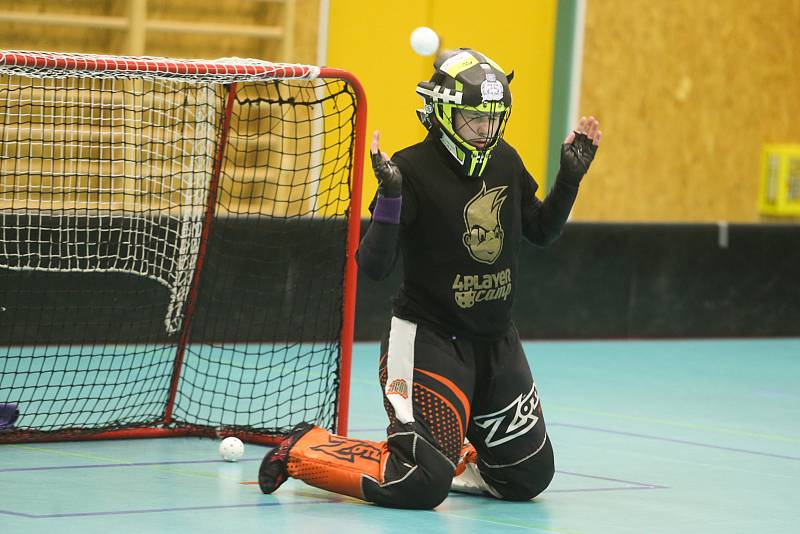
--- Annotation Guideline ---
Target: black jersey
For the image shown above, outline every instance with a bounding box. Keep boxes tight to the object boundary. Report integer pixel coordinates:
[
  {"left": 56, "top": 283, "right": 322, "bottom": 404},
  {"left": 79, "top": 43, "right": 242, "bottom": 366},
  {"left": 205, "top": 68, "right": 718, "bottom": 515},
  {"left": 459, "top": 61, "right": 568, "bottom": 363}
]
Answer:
[
  {"left": 380, "top": 134, "right": 579, "bottom": 339},
  {"left": 359, "top": 134, "right": 579, "bottom": 340}
]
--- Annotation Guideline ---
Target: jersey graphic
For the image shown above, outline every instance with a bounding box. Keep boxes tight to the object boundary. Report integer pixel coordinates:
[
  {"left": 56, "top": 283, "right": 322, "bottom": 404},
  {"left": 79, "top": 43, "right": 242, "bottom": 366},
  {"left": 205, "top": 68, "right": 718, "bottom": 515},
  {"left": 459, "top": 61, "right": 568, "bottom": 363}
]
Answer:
[
  {"left": 473, "top": 382, "right": 540, "bottom": 448},
  {"left": 462, "top": 182, "right": 507, "bottom": 264},
  {"left": 452, "top": 269, "right": 512, "bottom": 309}
]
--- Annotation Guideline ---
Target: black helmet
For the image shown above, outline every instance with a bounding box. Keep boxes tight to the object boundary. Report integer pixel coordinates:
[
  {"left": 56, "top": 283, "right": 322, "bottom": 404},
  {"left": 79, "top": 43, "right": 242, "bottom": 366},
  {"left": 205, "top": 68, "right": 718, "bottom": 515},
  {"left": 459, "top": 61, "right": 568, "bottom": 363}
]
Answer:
[{"left": 416, "top": 48, "right": 513, "bottom": 177}]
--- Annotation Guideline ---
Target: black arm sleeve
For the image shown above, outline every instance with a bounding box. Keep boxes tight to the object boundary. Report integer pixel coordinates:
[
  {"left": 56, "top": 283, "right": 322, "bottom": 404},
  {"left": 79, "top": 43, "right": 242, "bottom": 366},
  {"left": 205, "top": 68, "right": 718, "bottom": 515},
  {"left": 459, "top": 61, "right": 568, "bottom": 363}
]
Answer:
[
  {"left": 521, "top": 168, "right": 580, "bottom": 246},
  {"left": 356, "top": 219, "right": 400, "bottom": 281},
  {"left": 356, "top": 153, "right": 418, "bottom": 280}
]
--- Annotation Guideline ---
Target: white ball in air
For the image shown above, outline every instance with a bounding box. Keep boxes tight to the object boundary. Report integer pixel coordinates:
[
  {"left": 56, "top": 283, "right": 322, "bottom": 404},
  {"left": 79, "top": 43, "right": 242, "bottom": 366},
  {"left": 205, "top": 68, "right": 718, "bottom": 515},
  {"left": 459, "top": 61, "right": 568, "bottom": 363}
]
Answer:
[
  {"left": 219, "top": 436, "right": 244, "bottom": 462},
  {"left": 410, "top": 26, "right": 440, "bottom": 56}
]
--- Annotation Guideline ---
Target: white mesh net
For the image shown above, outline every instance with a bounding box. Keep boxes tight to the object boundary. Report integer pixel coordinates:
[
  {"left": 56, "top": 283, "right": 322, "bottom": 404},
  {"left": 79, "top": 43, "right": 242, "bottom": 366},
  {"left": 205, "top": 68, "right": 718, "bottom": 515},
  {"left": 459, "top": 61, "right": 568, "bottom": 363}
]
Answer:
[{"left": 0, "top": 52, "right": 320, "bottom": 333}]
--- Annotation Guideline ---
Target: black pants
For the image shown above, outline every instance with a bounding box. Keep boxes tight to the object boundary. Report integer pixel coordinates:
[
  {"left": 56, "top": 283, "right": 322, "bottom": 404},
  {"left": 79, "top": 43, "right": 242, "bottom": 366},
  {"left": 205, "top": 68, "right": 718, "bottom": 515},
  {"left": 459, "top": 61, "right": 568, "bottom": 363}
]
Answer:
[{"left": 363, "top": 316, "right": 554, "bottom": 508}]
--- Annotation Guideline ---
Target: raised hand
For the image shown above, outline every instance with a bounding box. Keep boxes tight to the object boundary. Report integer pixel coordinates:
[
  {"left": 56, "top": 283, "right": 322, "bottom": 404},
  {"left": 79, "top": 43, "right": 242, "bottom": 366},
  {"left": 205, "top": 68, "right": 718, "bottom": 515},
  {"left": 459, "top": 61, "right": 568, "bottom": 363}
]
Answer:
[
  {"left": 560, "top": 116, "right": 602, "bottom": 181},
  {"left": 370, "top": 130, "right": 403, "bottom": 198}
]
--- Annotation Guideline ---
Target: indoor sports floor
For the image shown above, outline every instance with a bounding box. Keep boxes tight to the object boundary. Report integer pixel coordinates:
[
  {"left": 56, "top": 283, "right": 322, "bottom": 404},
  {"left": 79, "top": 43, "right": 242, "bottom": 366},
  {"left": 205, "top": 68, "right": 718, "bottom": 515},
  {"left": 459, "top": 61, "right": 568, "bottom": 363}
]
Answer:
[{"left": 1, "top": 338, "right": 798, "bottom": 533}]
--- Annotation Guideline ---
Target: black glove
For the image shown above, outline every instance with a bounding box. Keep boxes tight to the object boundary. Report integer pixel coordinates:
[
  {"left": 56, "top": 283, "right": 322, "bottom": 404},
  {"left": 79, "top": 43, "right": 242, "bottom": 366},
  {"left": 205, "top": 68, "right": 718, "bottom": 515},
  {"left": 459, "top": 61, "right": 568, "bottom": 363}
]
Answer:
[
  {"left": 370, "top": 151, "right": 403, "bottom": 198},
  {"left": 559, "top": 132, "right": 598, "bottom": 184}
]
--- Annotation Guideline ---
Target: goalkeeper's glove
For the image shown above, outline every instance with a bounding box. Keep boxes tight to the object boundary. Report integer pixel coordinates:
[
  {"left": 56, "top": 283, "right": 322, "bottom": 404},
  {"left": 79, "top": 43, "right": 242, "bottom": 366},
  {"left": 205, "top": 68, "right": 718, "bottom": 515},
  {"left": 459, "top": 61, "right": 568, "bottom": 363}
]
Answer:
[
  {"left": 559, "top": 132, "right": 598, "bottom": 184},
  {"left": 370, "top": 151, "right": 403, "bottom": 198}
]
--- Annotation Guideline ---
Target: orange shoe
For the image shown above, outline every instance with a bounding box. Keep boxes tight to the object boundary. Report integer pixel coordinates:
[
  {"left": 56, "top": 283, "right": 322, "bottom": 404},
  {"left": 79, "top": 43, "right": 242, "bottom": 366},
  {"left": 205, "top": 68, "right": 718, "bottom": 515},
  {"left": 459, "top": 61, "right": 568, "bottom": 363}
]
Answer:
[{"left": 454, "top": 442, "right": 478, "bottom": 477}]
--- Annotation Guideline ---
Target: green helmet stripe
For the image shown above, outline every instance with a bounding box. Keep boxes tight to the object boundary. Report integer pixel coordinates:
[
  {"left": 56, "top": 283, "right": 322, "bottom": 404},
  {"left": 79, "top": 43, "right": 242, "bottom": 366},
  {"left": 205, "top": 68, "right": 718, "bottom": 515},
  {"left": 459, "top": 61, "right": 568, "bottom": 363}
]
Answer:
[
  {"left": 478, "top": 155, "right": 489, "bottom": 175},
  {"left": 468, "top": 156, "right": 479, "bottom": 175}
]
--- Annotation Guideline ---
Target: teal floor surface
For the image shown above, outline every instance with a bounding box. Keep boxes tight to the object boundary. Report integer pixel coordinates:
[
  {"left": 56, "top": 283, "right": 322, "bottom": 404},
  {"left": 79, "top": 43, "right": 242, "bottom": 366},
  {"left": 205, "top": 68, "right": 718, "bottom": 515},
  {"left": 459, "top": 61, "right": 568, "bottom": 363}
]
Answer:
[{"left": 2, "top": 338, "right": 799, "bottom": 533}]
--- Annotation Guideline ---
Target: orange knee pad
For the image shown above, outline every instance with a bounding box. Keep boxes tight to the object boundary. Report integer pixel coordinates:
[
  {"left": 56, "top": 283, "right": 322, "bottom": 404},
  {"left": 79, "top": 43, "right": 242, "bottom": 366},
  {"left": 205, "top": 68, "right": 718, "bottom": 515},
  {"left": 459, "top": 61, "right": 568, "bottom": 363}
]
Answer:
[{"left": 287, "top": 426, "right": 388, "bottom": 500}]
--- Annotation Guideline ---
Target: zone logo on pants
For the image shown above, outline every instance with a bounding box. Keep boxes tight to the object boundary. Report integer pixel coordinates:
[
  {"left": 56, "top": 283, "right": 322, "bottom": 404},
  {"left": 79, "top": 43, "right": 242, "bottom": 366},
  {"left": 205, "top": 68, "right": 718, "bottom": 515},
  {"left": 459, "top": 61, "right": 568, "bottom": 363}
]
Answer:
[{"left": 473, "top": 383, "right": 540, "bottom": 448}]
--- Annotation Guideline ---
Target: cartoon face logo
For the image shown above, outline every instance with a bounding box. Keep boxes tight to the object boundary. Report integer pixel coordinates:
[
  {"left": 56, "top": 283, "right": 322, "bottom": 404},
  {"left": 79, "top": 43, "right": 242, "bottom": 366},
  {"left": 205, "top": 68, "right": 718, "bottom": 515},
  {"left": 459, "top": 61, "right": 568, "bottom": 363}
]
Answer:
[{"left": 462, "top": 182, "right": 507, "bottom": 264}]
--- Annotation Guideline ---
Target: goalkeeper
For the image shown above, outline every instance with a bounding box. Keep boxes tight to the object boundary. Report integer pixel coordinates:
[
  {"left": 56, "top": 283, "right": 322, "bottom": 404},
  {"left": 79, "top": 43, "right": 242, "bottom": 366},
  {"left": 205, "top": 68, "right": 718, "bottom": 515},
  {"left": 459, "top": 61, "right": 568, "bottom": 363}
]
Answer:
[{"left": 260, "top": 48, "right": 601, "bottom": 509}]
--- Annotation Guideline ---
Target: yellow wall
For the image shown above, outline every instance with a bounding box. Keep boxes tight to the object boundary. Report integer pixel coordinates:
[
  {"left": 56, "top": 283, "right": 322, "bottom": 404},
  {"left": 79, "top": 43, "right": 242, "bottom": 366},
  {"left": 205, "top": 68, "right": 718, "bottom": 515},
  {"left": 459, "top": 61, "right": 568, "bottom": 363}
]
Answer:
[
  {"left": 6, "top": 2, "right": 798, "bottom": 222},
  {"left": 327, "top": 0, "right": 558, "bottom": 216},
  {"left": 575, "top": 0, "right": 800, "bottom": 222},
  {"left": 0, "top": 0, "right": 557, "bottom": 218}
]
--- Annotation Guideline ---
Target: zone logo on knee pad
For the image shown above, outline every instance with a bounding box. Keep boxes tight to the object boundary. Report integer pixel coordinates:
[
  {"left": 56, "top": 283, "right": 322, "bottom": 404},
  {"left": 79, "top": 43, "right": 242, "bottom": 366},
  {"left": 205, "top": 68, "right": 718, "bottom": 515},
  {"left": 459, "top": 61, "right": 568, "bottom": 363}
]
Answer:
[
  {"left": 473, "top": 383, "right": 540, "bottom": 448},
  {"left": 310, "top": 436, "right": 382, "bottom": 463}
]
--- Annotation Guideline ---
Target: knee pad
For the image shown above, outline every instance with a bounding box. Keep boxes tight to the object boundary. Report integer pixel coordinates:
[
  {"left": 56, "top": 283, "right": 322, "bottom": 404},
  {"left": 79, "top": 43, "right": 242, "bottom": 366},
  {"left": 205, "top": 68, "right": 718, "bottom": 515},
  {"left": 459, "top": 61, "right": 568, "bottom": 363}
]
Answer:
[
  {"left": 363, "top": 434, "right": 454, "bottom": 509},
  {"left": 485, "top": 435, "right": 555, "bottom": 501},
  {"left": 287, "top": 426, "right": 387, "bottom": 500}
]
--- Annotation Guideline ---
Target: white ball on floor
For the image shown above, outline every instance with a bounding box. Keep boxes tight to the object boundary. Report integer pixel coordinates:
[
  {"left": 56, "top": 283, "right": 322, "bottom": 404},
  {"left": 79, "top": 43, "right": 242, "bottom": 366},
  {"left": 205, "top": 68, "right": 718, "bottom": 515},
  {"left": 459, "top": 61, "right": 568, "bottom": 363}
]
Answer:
[
  {"left": 219, "top": 436, "right": 244, "bottom": 462},
  {"left": 410, "top": 26, "right": 440, "bottom": 56}
]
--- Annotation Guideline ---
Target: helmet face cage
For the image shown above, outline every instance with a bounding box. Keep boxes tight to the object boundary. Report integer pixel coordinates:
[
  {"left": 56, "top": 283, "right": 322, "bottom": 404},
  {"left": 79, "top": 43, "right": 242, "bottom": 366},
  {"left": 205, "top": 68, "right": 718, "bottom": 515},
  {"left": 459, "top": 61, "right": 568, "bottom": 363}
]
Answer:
[
  {"left": 416, "top": 49, "right": 513, "bottom": 177},
  {"left": 437, "top": 102, "right": 510, "bottom": 154}
]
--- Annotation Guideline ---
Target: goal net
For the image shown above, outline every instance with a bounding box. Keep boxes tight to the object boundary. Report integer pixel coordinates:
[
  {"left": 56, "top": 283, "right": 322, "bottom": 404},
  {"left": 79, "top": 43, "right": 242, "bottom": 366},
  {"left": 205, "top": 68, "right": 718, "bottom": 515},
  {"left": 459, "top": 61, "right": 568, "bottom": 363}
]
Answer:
[{"left": 0, "top": 51, "right": 365, "bottom": 444}]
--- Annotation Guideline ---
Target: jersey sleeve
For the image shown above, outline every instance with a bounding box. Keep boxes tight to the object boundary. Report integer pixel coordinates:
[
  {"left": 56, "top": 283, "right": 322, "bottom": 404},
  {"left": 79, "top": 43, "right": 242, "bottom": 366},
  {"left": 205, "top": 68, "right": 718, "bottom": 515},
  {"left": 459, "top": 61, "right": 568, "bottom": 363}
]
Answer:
[
  {"left": 392, "top": 152, "right": 418, "bottom": 226},
  {"left": 356, "top": 152, "right": 418, "bottom": 280},
  {"left": 519, "top": 154, "right": 579, "bottom": 246}
]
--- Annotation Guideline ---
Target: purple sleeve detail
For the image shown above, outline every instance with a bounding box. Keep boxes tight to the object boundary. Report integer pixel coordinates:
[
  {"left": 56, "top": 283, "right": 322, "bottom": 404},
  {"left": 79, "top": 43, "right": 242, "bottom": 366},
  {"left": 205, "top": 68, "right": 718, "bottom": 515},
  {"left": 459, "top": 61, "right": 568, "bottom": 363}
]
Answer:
[{"left": 371, "top": 195, "right": 402, "bottom": 224}]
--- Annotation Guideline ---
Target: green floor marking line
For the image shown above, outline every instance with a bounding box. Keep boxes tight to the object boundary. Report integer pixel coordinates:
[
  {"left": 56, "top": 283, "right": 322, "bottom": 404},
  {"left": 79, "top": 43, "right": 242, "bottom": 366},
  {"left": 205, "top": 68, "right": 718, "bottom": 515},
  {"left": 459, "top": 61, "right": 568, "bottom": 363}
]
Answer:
[
  {"left": 10, "top": 444, "right": 134, "bottom": 463},
  {"left": 441, "top": 511, "right": 585, "bottom": 534},
  {"left": 10, "top": 444, "right": 241, "bottom": 481}
]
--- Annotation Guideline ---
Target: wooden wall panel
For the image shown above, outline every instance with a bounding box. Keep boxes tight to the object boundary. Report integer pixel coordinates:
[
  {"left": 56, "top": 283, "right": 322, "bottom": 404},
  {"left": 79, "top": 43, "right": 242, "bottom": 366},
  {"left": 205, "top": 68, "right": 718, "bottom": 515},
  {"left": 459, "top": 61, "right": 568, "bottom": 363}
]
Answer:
[
  {"left": 0, "top": 0, "right": 326, "bottom": 217},
  {"left": 575, "top": 0, "right": 800, "bottom": 222},
  {"left": 0, "top": 0, "right": 318, "bottom": 63},
  {"left": 0, "top": 1, "right": 126, "bottom": 54}
]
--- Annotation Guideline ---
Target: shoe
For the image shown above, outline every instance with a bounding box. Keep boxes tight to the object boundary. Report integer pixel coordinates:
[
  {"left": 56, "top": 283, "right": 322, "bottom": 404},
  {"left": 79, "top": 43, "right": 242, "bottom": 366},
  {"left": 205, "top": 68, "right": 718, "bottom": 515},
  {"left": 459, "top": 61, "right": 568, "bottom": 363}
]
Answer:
[
  {"left": 258, "top": 422, "right": 315, "bottom": 494},
  {"left": 451, "top": 442, "right": 501, "bottom": 498},
  {"left": 454, "top": 442, "right": 478, "bottom": 477},
  {"left": 0, "top": 403, "right": 19, "bottom": 430}
]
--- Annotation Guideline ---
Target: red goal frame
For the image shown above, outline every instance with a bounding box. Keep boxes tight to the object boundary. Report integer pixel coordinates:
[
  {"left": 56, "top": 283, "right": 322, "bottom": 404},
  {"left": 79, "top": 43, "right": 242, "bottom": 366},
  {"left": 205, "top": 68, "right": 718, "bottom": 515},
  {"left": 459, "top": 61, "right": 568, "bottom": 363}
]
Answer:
[{"left": 0, "top": 51, "right": 367, "bottom": 446}]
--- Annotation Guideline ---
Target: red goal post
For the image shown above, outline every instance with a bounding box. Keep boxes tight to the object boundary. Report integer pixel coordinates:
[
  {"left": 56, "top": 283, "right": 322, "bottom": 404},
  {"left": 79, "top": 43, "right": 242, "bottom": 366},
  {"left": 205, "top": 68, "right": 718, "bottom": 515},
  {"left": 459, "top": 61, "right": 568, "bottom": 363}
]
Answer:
[{"left": 0, "top": 50, "right": 366, "bottom": 445}]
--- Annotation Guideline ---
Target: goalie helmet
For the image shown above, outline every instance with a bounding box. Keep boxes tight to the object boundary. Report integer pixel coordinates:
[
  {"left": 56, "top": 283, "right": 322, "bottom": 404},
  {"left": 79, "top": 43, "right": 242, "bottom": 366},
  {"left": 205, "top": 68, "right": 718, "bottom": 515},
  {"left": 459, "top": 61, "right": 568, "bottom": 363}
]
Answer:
[{"left": 416, "top": 48, "right": 513, "bottom": 177}]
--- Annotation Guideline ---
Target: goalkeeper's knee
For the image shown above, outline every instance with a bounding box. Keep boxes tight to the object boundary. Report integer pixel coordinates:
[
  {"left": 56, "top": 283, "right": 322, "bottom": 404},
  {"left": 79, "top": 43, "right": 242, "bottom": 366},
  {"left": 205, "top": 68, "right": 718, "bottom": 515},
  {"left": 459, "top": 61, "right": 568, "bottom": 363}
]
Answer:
[
  {"left": 491, "top": 435, "right": 555, "bottom": 501},
  {"left": 362, "top": 434, "right": 454, "bottom": 510},
  {"left": 452, "top": 435, "right": 555, "bottom": 501}
]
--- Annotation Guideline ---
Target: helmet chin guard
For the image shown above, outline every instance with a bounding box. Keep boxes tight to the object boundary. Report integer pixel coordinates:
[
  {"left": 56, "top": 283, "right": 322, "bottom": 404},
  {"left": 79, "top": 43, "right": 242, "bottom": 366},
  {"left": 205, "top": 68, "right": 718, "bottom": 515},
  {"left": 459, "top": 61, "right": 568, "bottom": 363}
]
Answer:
[{"left": 416, "top": 48, "right": 513, "bottom": 177}]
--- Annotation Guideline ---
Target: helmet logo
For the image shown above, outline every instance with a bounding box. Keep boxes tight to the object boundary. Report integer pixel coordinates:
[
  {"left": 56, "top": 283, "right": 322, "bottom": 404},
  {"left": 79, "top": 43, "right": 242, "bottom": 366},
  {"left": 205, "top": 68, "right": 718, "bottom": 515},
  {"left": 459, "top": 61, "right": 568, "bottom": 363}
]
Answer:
[{"left": 480, "top": 73, "right": 504, "bottom": 102}]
